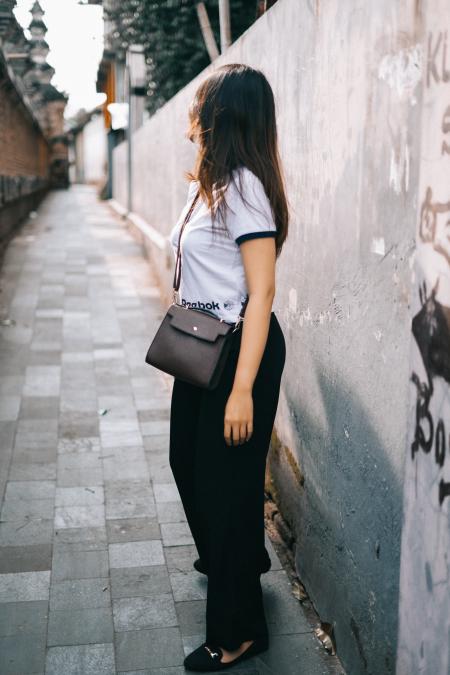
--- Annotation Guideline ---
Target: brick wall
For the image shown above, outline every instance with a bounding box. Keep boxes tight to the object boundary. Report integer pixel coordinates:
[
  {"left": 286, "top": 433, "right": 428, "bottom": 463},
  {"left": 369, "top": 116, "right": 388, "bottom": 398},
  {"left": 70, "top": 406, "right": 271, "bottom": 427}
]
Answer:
[
  {"left": 0, "top": 61, "right": 50, "bottom": 248},
  {"left": 0, "top": 79, "right": 49, "bottom": 179}
]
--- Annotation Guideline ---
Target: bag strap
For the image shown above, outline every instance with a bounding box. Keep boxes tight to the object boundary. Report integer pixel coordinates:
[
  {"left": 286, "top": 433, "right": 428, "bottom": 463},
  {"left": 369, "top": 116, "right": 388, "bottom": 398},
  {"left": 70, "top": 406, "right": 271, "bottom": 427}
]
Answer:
[
  {"left": 173, "top": 190, "right": 200, "bottom": 293},
  {"left": 172, "top": 188, "right": 249, "bottom": 324}
]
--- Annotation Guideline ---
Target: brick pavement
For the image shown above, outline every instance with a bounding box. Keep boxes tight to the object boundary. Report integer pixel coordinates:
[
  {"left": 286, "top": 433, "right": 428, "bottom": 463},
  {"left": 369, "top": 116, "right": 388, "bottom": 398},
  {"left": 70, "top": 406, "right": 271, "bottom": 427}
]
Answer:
[{"left": 0, "top": 186, "right": 345, "bottom": 674}]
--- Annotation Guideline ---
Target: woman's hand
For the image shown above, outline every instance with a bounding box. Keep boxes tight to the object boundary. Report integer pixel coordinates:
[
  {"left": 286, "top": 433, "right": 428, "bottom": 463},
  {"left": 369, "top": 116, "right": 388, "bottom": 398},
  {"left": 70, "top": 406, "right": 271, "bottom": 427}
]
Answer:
[{"left": 224, "top": 386, "right": 253, "bottom": 446}]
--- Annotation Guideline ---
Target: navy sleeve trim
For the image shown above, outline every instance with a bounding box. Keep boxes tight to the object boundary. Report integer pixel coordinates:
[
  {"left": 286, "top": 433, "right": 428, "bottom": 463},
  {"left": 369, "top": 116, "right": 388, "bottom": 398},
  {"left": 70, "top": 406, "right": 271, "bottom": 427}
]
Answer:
[{"left": 235, "top": 230, "right": 277, "bottom": 245}]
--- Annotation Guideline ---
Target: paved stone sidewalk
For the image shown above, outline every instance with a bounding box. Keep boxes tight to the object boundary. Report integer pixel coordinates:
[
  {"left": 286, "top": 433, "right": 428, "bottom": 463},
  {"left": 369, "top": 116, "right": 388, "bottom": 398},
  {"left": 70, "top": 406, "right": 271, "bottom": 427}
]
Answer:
[{"left": 0, "top": 186, "right": 344, "bottom": 674}]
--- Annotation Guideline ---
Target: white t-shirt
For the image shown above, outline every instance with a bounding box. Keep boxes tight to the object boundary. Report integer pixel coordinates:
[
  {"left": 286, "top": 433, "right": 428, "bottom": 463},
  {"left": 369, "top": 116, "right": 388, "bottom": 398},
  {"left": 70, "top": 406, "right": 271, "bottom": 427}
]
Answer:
[{"left": 169, "top": 166, "right": 277, "bottom": 324}]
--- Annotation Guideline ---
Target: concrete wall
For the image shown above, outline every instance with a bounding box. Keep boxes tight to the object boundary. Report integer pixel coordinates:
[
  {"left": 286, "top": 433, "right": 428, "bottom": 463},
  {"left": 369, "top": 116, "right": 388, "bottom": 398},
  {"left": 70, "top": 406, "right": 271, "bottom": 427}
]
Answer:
[
  {"left": 396, "top": 2, "right": 450, "bottom": 674},
  {"left": 112, "top": 2, "right": 436, "bottom": 673}
]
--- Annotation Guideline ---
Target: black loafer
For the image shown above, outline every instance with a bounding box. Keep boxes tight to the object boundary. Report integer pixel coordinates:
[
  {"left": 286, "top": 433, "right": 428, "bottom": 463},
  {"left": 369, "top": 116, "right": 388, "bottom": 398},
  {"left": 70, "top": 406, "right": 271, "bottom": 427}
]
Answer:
[
  {"left": 193, "top": 553, "right": 271, "bottom": 576},
  {"left": 183, "top": 636, "right": 269, "bottom": 671}
]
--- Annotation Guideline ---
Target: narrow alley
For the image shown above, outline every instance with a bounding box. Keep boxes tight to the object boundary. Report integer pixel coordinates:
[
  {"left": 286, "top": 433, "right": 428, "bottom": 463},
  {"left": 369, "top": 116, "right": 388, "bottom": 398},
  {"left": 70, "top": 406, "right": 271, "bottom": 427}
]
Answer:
[{"left": 0, "top": 186, "right": 344, "bottom": 675}]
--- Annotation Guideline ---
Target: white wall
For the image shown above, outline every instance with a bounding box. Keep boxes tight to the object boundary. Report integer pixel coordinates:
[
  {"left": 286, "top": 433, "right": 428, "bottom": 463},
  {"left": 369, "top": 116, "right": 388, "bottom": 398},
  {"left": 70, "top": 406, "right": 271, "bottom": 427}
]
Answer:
[
  {"left": 82, "top": 112, "right": 107, "bottom": 184},
  {"left": 396, "top": 2, "right": 450, "bottom": 673}
]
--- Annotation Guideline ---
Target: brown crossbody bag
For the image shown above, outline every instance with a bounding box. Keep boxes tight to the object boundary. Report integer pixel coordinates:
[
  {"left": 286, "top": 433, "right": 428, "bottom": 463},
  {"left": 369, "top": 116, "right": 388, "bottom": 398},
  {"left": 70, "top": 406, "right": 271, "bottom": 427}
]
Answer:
[{"left": 144, "top": 190, "right": 248, "bottom": 390}]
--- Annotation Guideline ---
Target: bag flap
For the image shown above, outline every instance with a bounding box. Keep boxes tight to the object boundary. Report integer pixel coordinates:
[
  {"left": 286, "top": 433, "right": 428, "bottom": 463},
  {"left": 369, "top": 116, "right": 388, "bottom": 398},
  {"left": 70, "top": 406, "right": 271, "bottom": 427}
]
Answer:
[{"left": 167, "top": 304, "right": 231, "bottom": 342}]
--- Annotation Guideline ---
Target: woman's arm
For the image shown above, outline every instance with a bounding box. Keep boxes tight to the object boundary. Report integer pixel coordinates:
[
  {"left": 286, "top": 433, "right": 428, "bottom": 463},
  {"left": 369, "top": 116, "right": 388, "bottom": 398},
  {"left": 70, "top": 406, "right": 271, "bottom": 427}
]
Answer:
[{"left": 223, "top": 237, "right": 276, "bottom": 446}]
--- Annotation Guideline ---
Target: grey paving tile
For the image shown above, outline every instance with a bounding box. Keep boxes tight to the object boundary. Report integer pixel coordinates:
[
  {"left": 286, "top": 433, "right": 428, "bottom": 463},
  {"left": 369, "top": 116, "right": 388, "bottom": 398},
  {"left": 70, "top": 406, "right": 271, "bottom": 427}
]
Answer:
[
  {"left": 0, "top": 632, "right": 46, "bottom": 674},
  {"left": 144, "top": 438, "right": 170, "bottom": 457},
  {"left": 52, "top": 548, "right": 109, "bottom": 581},
  {"left": 169, "top": 571, "right": 207, "bottom": 602},
  {"left": 0, "top": 571, "right": 50, "bottom": 602},
  {"left": 109, "top": 540, "right": 164, "bottom": 569},
  {"left": 14, "top": 429, "right": 58, "bottom": 451},
  {"left": 105, "top": 482, "right": 156, "bottom": 519},
  {"left": 156, "top": 501, "right": 186, "bottom": 524},
  {"left": 57, "top": 466, "right": 103, "bottom": 487},
  {"left": 4, "top": 480, "right": 55, "bottom": 501},
  {"left": 103, "top": 457, "right": 150, "bottom": 482},
  {"left": 50, "top": 577, "right": 111, "bottom": 610},
  {"left": 117, "top": 667, "right": 185, "bottom": 675},
  {"left": 96, "top": 394, "right": 135, "bottom": 413},
  {"left": 57, "top": 452, "right": 102, "bottom": 473},
  {"left": 139, "top": 408, "right": 171, "bottom": 422},
  {"left": 153, "top": 483, "right": 181, "bottom": 504},
  {"left": 0, "top": 375, "right": 24, "bottom": 395},
  {"left": 8, "top": 460, "right": 57, "bottom": 481},
  {"left": 60, "top": 392, "right": 97, "bottom": 414},
  {"left": 106, "top": 517, "right": 160, "bottom": 543},
  {"left": 147, "top": 457, "right": 174, "bottom": 482},
  {"left": 0, "top": 599, "right": 48, "bottom": 637},
  {"left": 59, "top": 411, "right": 99, "bottom": 440},
  {"left": 257, "top": 632, "right": 337, "bottom": 675},
  {"left": 13, "top": 446, "right": 57, "bottom": 464},
  {"left": 115, "top": 626, "right": 185, "bottom": 671},
  {"left": 1, "top": 497, "right": 54, "bottom": 521},
  {"left": 164, "top": 545, "right": 198, "bottom": 575},
  {"left": 55, "top": 485, "right": 104, "bottom": 506},
  {"left": 99, "top": 418, "right": 140, "bottom": 435},
  {"left": 57, "top": 436, "right": 100, "bottom": 453},
  {"left": 23, "top": 365, "right": 61, "bottom": 396},
  {"left": 62, "top": 351, "right": 94, "bottom": 364},
  {"left": 0, "top": 544, "right": 52, "bottom": 573},
  {"left": 0, "top": 421, "right": 16, "bottom": 455},
  {"left": 0, "top": 395, "right": 20, "bottom": 421},
  {"left": 19, "top": 395, "right": 59, "bottom": 419},
  {"left": 31, "top": 339, "right": 62, "bottom": 352},
  {"left": 136, "top": 397, "right": 170, "bottom": 413},
  {"left": 160, "top": 522, "right": 194, "bottom": 547},
  {"left": 53, "top": 525, "right": 108, "bottom": 550},
  {"left": 141, "top": 420, "right": 170, "bottom": 436},
  {"left": 110, "top": 565, "right": 171, "bottom": 599},
  {"left": 0, "top": 519, "right": 54, "bottom": 546},
  {"left": 175, "top": 599, "right": 206, "bottom": 637},
  {"left": 28, "top": 349, "right": 62, "bottom": 366},
  {"left": 113, "top": 593, "right": 177, "bottom": 631},
  {"left": 17, "top": 417, "right": 58, "bottom": 434},
  {"left": 54, "top": 504, "right": 105, "bottom": 529},
  {"left": 47, "top": 606, "right": 114, "bottom": 646},
  {"left": 35, "top": 308, "right": 64, "bottom": 318},
  {"left": 262, "top": 570, "right": 312, "bottom": 635},
  {"left": 45, "top": 643, "right": 115, "bottom": 675},
  {"left": 101, "top": 431, "right": 144, "bottom": 450}
]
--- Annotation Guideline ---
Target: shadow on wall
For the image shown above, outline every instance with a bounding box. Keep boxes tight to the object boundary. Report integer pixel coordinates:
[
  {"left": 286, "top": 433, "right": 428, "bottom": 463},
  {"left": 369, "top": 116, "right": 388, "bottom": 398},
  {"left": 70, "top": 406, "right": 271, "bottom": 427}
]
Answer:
[{"left": 269, "top": 362, "right": 405, "bottom": 675}]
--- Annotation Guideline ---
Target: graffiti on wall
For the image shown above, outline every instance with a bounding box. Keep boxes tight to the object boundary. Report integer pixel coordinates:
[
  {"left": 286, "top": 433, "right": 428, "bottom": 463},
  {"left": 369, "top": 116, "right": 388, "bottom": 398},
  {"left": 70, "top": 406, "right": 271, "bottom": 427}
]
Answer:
[{"left": 409, "top": 30, "right": 450, "bottom": 507}]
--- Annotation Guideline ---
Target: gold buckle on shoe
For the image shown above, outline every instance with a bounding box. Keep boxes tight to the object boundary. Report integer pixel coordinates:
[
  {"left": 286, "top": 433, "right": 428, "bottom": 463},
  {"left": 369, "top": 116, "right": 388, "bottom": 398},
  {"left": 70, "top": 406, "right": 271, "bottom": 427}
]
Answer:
[{"left": 204, "top": 645, "right": 220, "bottom": 659}]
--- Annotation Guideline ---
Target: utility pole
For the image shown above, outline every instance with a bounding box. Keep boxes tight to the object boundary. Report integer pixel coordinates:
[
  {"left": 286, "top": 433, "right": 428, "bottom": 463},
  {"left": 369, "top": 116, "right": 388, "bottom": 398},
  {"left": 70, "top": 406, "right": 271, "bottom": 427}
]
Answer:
[
  {"left": 196, "top": 2, "right": 219, "bottom": 61},
  {"left": 218, "top": 0, "right": 231, "bottom": 52},
  {"left": 125, "top": 44, "right": 146, "bottom": 214}
]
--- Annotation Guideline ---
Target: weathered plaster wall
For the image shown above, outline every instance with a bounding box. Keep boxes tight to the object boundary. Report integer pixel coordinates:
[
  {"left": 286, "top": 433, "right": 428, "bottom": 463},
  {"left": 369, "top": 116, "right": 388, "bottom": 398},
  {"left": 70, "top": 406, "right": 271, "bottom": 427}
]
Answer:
[
  {"left": 112, "top": 2, "right": 434, "bottom": 673},
  {"left": 395, "top": 2, "right": 450, "bottom": 674}
]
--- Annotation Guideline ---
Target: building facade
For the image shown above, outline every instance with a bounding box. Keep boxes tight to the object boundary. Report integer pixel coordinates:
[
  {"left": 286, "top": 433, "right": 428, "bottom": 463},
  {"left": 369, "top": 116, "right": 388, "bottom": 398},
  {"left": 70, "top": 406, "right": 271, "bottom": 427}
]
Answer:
[{"left": 0, "top": 0, "right": 68, "bottom": 244}]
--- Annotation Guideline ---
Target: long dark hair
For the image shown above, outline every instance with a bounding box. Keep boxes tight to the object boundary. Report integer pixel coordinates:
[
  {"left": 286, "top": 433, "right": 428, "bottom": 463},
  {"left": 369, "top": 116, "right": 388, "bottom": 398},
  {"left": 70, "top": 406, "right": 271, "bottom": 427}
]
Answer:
[{"left": 185, "top": 63, "right": 289, "bottom": 256}]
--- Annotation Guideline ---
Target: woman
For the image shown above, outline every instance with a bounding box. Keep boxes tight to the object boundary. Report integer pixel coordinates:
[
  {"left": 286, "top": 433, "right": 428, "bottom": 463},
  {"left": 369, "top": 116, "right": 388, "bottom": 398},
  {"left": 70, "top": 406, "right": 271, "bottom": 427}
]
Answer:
[{"left": 169, "top": 63, "right": 288, "bottom": 671}]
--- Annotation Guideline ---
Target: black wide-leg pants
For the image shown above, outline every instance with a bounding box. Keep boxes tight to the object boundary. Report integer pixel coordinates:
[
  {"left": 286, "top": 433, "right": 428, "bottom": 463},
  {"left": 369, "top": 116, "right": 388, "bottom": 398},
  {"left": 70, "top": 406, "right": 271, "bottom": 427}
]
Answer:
[{"left": 169, "top": 311, "right": 286, "bottom": 651}]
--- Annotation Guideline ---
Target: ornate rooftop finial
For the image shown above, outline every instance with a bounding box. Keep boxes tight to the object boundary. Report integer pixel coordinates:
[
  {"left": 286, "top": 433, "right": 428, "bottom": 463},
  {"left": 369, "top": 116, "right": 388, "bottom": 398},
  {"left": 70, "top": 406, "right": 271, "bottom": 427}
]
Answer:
[
  {"left": 31, "top": 1, "right": 44, "bottom": 19},
  {"left": 28, "top": 0, "right": 48, "bottom": 64}
]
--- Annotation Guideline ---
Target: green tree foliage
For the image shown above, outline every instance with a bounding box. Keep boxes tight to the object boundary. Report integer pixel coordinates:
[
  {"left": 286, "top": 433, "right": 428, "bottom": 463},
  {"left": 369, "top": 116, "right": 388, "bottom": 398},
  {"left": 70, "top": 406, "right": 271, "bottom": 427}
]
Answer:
[{"left": 105, "top": 0, "right": 259, "bottom": 114}]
